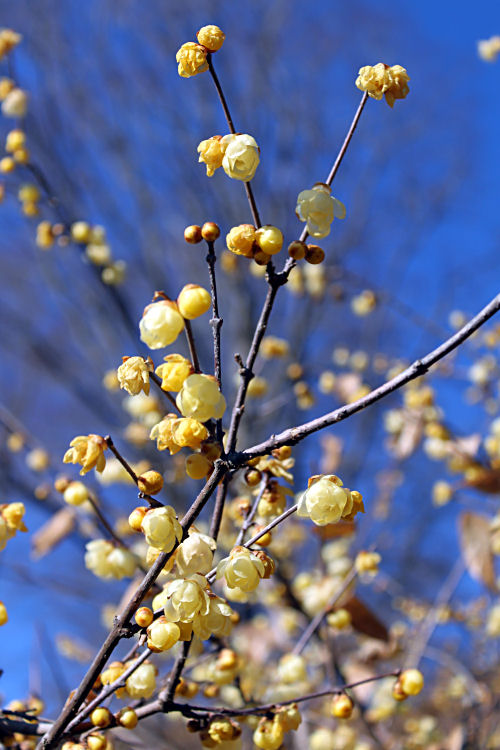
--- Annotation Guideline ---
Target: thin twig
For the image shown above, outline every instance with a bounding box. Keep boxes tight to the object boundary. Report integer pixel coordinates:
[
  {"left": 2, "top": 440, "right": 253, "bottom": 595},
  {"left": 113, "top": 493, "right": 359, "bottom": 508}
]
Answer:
[
  {"left": 206, "top": 240, "right": 223, "bottom": 388},
  {"left": 234, "top": 474, "right": 269, "bottom": 546},
  {"left": 236, "top": 291, "right": 500, "bottom": 460},
  {"left": 207, "top": 54, "right": 261, "bottom": 228},
  {"left": 184, "top": 319, "right": 201, "bottom": 373},
  {"left": 150, "top": 371, "right": 182, "bottom": 412},
  {"left": 209, "top": 474, "right": 230, "bottom": 541}
]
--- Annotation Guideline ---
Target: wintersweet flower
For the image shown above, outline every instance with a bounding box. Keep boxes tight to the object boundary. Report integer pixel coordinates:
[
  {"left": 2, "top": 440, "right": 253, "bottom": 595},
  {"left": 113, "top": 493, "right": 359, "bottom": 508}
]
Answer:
[
  {"left": 155, "top": 354, "right": 193, "bottom": 392},
  {"left": 170, "top": 417, "right": 209, "bottom": 450},
  {"left": 1, "top": 88, "right": 28, "bottom": 118},
  {"left": 197, "top": 135, "right": 225, "bottom": 176},
  {"left": 216, "top": 546, "right": 266, "bottom": 592},
  {"left": 2, "top": 502, "right": 27, "bottom": 532},
  {"left": 355, "top": 63, "right": 410, "bottom": 107},
  {"left": 141, "top": 506, "right": 183, "bottom": 552},
  {"left": 176, "top": 373, "right": 226, "bottom": 422},
  {"left": 176, "top": 42, "right": 208, "bottom": 77},
  {"left": 146, "top": 617, "right": 180, "bottom": 651},
  {"left": 0, "top": 516, "right": 15, "bottom": 551},
  {"left": 193, "top": 594, "right": 234, "bottom": 640},
  {"left": 221, "top": 134, "right": 260, "bottom": 181},
  {"left": 297, "top": 474, "right": 364, "bottom": 526},
  {"left": 296, "top": 183, "right": 345, "bottom": 239},
  {"left": 163, "top": 574, "right": 211, "bottom": 623},
  {"left": 175, "top": 531, "right": 216, "bottom": 576},
  {"left": 150, "top": 414, "right": 181, "bottom": 454},
  {"left": 85, "top": 539, "right": 136, "bottom": 579},
  {"left": 117, "top": 356, "right": 152, "bottom": 396},
  {"left": 0, "top": 29, "right": 22, "bottom": 60},
  {"left": 226, "top": 224, "right": 256, "bottom": 257},
  {"left": 478, "top": 36, "right": 500, "bottom": 62},
  {"left": 63, "top": 434, "right": 107, "bottom": 475},
  {"left": 197, "top": 25, "right": 225, "bottom": 52},
  {"left": 253, "top": 719, "right": 284, "bottom": 750},
  {"left": 139, "top": 300, "right": 185, "bottom": 350},
  {"left": 125, "top": 663, "right": 157, "bottom": 699}
]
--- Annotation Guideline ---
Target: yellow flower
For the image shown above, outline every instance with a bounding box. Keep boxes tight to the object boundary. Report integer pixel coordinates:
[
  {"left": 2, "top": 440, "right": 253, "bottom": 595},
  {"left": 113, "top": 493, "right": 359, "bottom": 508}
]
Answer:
[
  {"left": 63, "top": 434, "right": 107, "bottom": 475},
  {"left": 0, "top": 29, "right": 22, "bottom": 60},
  {"left": 355, "top": 550, "right": 381, "bottom": 575},
  {"left": 36, "top": 221, "right": 55, "bottom": 249},
  {"left": 141, "top": 505, "right": 183, "bottom": 552},
  {"left": 155, "top": 353, "right": 193, "bottom": 391},
  {"left": 177, "top": 284, "right": 211, "bottom": 319},
  {"left": 176, "top": 373, "right": 226, "bottom": 422},
  {"left": 197, "top": 25, "right": 225, "bottom": 52},
  {"left": 296, "top": 183, "right": 345, "bottom": 239},
  {"left": 0, "top": 515, "right": 16, "bottom": 550},
  {"left": 171, "top": 417, "right": 209, "bottom": 450},
  {"left": 146, "top": 617, "right": 180, "bottom": 651},
  {"left": 175, "top": 531, "right": 216, "bottom": 576},
  {"left": 176, "top": 42, "right": 208, "bottom": 78},
  {"left": 125, "top": 663, "right": 157, "bottom": 699},
  {"left": 139, "top": 300, "right": 185, "bottom": 349},
  {"left": 216, "top": 546, "right": 266, "bottom": 592},
  {"left": 2, "top": 502, "right": 27, "bottom": 532},
  {"left": 399, "top": 668, "right": 424, "bottom": 696},
  {"left": 297, "top": 474, "right": 364, "bottom": 526},
  {"left": 226, "top": 223, "right": 256, "bottom": 257},
  {"left": 150, "top": 414, "right": 182, "bottom": 454},
  {"left": 163, "top": 574, "right": 211, "bottom": 623},
  {"left": 253, "top": 719, "right": 284, "bottom": 750},
  {"left": 355, "top": 63, "right": 410, "bottom": 107},
  {"left": 1, "top": 88, "right": 28, "bottom": 118},
  {"left": 278, "top": 654, "right": 307, "bottom": 684},
  {"left": 254, "top": 225, "right": 283, "bottom": 256},
  {"left": 221, "top": 133, "right": 260, "bottom": 181},
  {"left": 275, "top": 704, "right": 301, "bottom": 732},
  {"left": 85, "top": 539, "right": 136, "bottom": 579},
  {"left": 478, "top": 36, "right": 500, "bottom": 62},
  {"left": 260, "top": 336, "right": 289, "bottom": 358},
  {"left": 197, "top": 135, "right": 225, "bottom": 176},
  {"left": 0, "top": 601, "right": 7, "bottom": 626},
  {"left": 192, "top": 594, "right": 234, "bottom": 640},
  {"left": 117, "top": 356, "right": 152, "bottom": 396},
  {"left": 63, "top": 481, "right": 89, "bottom": 506}
]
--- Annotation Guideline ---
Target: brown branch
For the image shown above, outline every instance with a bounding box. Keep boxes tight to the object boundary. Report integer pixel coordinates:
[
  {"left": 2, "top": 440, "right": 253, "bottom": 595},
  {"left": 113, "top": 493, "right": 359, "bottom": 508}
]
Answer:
[
  {"left": 150, "top": 371, "right": 182, "bottom": 412},
  {"left": 235, "top": 291, "right": 500, "bottom": 461},
  {"left": 184, "top": 319, "right": 201, "bottom": 373},
  {"left": 37, "top": 461, "right": 226, "bottom": 750}
]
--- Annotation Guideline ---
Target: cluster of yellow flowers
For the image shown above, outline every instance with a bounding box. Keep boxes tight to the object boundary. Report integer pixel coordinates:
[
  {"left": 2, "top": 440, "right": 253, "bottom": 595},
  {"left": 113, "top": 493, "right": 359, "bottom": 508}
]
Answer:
[
  {"left": 139, "top": 285, "right": 211, "bottom": 350},
  {"left": 0, "top": 502, "right": 27, "bottom": 550},
  {"left": 355, "top": 63, "right": 410, "bottom": 107},
  {"left": 225, "top": 223, "right": 284, "bottom": 265},
  {"left": 297, "top": 474, "right": 364, "bottom": 526},
  {"left": 176, "top": 25, "right": 225, "bottom": 77},
  {"left": 198, "top": 133, "right": 260, "bottom": 182},
  {"left": 253, "top": 706, "right": 301, "bottom": 749},
  {"left": 0, "top": 128, "right": 29, "bottom": 177}
]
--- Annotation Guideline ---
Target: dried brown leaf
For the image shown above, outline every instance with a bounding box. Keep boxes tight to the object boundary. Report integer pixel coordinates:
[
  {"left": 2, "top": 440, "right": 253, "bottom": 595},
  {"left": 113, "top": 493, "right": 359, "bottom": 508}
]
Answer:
[
  {"left": 459, "top": 512, "right": 496, "bottom": 590},
  {"left": 31, "top": 507, "right": 76, "bottom": 559},
  {"left": 341, "top": 595, "right": 389, "bottom": 641}
]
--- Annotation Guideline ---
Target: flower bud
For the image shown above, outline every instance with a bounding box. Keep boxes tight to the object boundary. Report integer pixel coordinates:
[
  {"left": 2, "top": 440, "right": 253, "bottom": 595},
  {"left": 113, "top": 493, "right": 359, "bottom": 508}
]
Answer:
[
  {"left": 355, "top": 550, "right": 381, "bottom": 575},
  {"left": 140, "top": 300, "right": 185, "bottom": 349},
  {"left": 137, "top": 470, "right": 164, "bottom": 495},
  {"left": 254, "top": 225, "right": 283, "bottom": 256},
  {"left": 135, "top": 607, "right": 154, "bottom": 628},
  {"left": 128, "top": 506, "right": 147, "bottom": 532},
  {"left": 331, "top": 693, "right": 354, "bottom": 719},
  {"left": 305, "top": 244, "right": 325, "bottom": 264},
  {"left": 2, "top": 88, "right": 27, "bottom": 118},
  {"left": 399, "top": 668, "right": 424, "bottom": 696},
  {"left": 90, "top": 707, "right": 112, "bottom": 728},
  {"left": 253, "top": 718, "right": 284, "bottom": 750},
  {"left": 0, "top": 601, "right": 8, "bottom": 625},
  {"left": 184, "top": 225, "right": 202, "bottom": 244},
  {"left": 197, "top": 25, "right": 225, "bottom": 52},
  {"left": 116, "top": 707, "right": 138, "bottom": 729},
  {"left": 177, "top": 284, "right": 211, "bottom": 319},
  {"left": 288, "top": 240, "right": 307, "bottom": 260},
  {"left": 147, "top": 617, "right": 181, "bottom": 651},
  {"left": 185, "top": 453, "right": 212, "bottom": 480},
  {"left": 278, "top": 654, "right": 306, "bottom": 684},
  {"left": 201, "top": 222, "right": 220, "bottom": 241},
  {"left": 87, "top": 734, "right": 107, "bottom": 750},
  {"left": 326, "top": 608, "right": 351, "bottom": 630}
]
